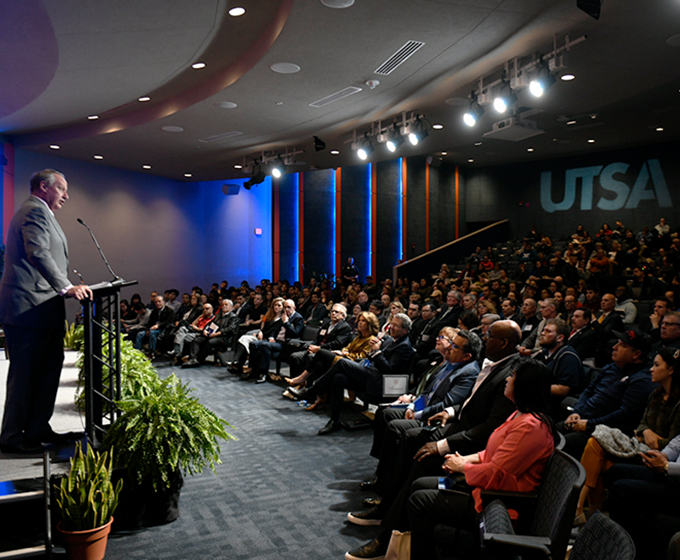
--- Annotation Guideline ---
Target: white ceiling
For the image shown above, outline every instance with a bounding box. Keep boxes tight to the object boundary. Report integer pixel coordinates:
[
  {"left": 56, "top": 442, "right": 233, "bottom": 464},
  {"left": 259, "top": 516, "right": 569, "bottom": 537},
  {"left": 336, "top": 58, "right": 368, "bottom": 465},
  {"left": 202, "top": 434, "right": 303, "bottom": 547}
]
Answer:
[{"left": 2, "top": 0, "right": 680, "bottom": 181}]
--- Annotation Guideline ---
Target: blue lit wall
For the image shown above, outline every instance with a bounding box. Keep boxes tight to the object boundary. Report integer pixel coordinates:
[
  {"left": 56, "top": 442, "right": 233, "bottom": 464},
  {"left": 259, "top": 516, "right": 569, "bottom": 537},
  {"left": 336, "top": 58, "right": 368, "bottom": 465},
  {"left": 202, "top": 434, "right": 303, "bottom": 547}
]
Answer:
[
  {"left": 279, "top": 173, "right": 300, "bottom": 284},
  {"left": 303, "top": 168, "right": 336, "bottom": 283},
  {"left": 339, "top": 164, "right": 372, "bottom": 282}
]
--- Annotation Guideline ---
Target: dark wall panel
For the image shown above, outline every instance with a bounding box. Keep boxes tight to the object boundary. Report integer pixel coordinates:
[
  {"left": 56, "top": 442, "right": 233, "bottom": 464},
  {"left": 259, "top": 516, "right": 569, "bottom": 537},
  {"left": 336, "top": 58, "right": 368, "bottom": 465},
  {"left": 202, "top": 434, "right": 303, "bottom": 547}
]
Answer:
[
  {"left": 303, "top": 168, "right": 335, "bottom": 282},
  {"left": 406, "top": 155, "right": 427, "bottom": 261},
  {"left": 464, "top": 140, "right": 680, "bottom": 239},
  {"left": 278, "top": 174, "right": 299, "bottom": 284},
  {"left": 376, "top": 159, "right": 401, "bottom": 281},
  {"left": 340, "top": 163, "right": 371, "bottom": 282}
]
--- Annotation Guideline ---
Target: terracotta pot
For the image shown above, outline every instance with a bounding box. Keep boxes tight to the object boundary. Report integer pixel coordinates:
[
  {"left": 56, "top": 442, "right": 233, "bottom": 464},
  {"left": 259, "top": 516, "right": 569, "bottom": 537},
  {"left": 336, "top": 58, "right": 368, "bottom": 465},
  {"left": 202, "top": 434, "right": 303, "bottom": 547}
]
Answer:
[{"left": 57, "top": 517, "right": 113, "bottom": 560}]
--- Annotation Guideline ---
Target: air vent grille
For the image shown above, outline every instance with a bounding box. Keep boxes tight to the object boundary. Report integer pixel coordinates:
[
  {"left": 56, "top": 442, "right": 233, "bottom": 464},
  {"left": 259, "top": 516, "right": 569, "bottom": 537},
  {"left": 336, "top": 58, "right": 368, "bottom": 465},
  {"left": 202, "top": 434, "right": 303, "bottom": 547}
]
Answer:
[
  {"left": 310, "top": 86, "right": 362, "bottom": 108},
  {"left": 198, "top": 131, "right": 242, "bottom": 143},
  {"left": 375, "top": 41, "right": 424, "bottom": 75}
]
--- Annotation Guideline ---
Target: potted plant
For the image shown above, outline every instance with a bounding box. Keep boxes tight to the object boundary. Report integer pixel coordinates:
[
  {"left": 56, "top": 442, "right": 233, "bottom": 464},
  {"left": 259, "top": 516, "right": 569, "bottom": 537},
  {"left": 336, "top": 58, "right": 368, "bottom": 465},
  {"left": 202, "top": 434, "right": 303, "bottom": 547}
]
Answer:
[
  {"left": 103, "top": 374, "right": 235, "bottom": 528},
  {"left": 54, "top": 442, "right": 123, "bottom": 560}
]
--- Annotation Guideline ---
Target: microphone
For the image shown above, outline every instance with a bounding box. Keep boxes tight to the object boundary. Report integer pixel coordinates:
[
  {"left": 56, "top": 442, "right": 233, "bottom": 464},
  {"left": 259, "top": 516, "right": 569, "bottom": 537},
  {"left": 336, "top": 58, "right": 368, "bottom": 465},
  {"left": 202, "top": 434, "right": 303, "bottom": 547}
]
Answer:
[
  {"left": 73, "top": 268, "right": 85, "bottom": 284},
  {"left": 77, "top": 218, "right": 123, "bottom": 283}
]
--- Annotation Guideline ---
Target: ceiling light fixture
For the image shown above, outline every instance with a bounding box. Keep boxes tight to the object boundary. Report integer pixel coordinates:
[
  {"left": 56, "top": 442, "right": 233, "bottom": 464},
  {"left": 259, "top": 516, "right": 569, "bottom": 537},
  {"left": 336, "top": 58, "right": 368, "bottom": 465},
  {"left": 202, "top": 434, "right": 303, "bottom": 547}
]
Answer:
[
  {"left": 234, "top": 164, "right": 243, "bottom": 169},
  {"left": 229, "top": 7, "right": 246, "bottom": 16},
  {"left": 656, "top": 127, "right": 664, "bottom": 132},
  {"left": 244, "top": 163, "right": 266, "bottom": 190},
  {"left": 463, "top": 92, "right": 485, "bottom": 127},
  {"left": 432, "top": 124, "right": 444, "bottom": 130},
  {"left": 138, "top": 96, "right": 151, "bottom": 102},
  {"left": 93, "top": 155, "right": 104, "bottom": 160},
  {"left": 87, "top": 115, "right": 99, "bottom": 120},
  {"left": 493, "top": 82, "right": 517, "bottom": 113},
  {"left": 408, "top": 116, "right": 429, "bottom": 145},
  {"left": 192, "top": 62, "right": 206, "bottom": 69},
  {"left": 529, "top": 63, "right": 557, "bottom": 97},
  {"left": 142, "top": 165, "right": 151, "bottom": 169},
  {"left": 587, "top": 139, "right": 595, "bottom": 143},
  {"left": 49, "top": 144, "right": 60, "bottom": 150},
  {"left": 357, "top": 136, "right": 374, "bottom": 160},
  {"left": 330, "top": 150, "right": 340, "bottom": 155},
  {"left": 184, "top": 173, "right": 192, "bottom": 178},
  {"left": 386, "top": 125, "right": 405, "bottom": 153},
  {"left": 561, "top": 74, "right": 575, "bottom": 81},
  {"left": 271, "top": 157, "right": 286, "bottom": 179},
  {"left": 567, "top": 120, "right": 577, "bottom": 125}
]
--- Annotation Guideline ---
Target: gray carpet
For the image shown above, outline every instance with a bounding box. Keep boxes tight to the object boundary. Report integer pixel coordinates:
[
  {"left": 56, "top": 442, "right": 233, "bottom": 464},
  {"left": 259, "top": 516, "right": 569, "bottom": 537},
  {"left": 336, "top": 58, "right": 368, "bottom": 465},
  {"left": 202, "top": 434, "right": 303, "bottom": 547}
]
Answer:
[{"left": 103, "top": 356, "right": 383, "bottom": 560}]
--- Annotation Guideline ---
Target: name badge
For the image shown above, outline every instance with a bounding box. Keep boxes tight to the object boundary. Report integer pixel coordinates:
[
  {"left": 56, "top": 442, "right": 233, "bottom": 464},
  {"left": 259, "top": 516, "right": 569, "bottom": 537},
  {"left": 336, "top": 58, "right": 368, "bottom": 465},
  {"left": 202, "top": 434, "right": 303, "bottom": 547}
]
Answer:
[{"left": 320, "top": 329, "right": 327, "bottom": 336}]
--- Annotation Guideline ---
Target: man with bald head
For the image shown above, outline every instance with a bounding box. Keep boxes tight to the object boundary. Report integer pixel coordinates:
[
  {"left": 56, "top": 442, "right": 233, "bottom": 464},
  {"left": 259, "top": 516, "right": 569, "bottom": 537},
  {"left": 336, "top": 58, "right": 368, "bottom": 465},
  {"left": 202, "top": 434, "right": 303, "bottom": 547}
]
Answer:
[{"left": 347, "top": 321, "right": 522, "bottom": 538}]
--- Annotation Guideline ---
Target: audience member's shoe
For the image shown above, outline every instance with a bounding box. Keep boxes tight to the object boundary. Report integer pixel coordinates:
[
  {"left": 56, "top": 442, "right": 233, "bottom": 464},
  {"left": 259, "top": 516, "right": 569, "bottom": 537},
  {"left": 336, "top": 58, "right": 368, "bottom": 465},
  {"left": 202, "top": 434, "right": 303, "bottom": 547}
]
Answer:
[
  {"left": 0, "top": 442, "right": 45, "bottom": 455},
  {"left": 360, "top": 478, "right": 377, "bottom": 490},
  {"left": 318, "top": 420, "right": 342, "bottom": 436},
  {"left": 305, "top": 395, "right": 326, "bottom": 411},
  {"left": 174, "top": 357, "right": 183, "bottom": 366},
  {"left": 287, "top": 386, "right": 310, "bottom": 400},
  {"left": 573, "top": 512, "right": 587, "bottom": 527},
  {"left": 345, "top": 537, "right": 387, "bottom": 560},
  {"left": 182, "top": 359, "right": 200, "bottom": 368},
  {"left": 281, "top": 389, "right": 297, "bottom": 400},
  {"left": 268, "top": 373, "right": 282, "bottom": 382},
  {"left": 347, "top": 506, "right": 382, "bottom": 526},
  {"left": 285, "top": 377, "right": 306, "bottom": 387},
  {"left": 362, "top": 496, "right": 381, "bottom": 507},
  {"left": 255, "top": 373, "right": 267, "bottom": 384},
  {"left": 228, "top": 364, "right": 242, "bottom": 374}
]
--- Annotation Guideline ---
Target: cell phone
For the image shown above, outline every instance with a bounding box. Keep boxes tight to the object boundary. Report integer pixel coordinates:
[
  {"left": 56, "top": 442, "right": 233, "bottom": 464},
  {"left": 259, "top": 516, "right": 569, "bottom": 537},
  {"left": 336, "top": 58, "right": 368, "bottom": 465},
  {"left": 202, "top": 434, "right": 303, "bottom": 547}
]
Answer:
[
  {"left": 438, "top": 476, "right": 453, "bottom": 490},
  {"left": 424, "top": 420, "right": 442, "bottom": 431}
]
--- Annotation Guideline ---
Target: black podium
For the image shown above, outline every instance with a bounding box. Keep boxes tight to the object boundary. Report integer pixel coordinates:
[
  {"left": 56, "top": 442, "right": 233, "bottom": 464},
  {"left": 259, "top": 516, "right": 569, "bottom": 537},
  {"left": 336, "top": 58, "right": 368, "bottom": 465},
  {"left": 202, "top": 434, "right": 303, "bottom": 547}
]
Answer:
[{"left": 82, "top": 279, "right": 137, "bottom": 445}]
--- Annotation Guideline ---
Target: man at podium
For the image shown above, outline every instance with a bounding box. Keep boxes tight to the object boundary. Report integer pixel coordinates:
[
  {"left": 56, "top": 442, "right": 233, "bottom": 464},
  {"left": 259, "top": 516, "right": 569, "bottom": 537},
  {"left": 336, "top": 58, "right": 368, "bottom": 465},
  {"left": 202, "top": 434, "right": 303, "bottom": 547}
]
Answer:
[{"left": 0, "top": 169, "right": 92, "bottom": 454}]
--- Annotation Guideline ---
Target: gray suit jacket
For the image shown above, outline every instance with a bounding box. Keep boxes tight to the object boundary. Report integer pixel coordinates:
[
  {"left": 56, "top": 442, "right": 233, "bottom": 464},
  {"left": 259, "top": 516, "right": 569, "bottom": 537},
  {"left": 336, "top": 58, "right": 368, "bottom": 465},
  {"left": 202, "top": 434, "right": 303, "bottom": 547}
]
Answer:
[{"left": 0, "top": 196, "right": 70, "bottom": 329}]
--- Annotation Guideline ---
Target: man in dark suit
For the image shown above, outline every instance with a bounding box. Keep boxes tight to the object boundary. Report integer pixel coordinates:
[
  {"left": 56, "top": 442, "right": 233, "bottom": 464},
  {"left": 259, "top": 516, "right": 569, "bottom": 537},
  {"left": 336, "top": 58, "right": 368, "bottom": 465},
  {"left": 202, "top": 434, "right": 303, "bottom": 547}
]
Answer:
[
  {"left": 569, "top": 308, "right": 598, "bottom": 361},
  {"left": 286, "top": 303, "right": 353, "bottom": 377},
  {"left": 183, "top": 299, "right": 241, "bottom": 367},
  {"left": 304, "top": 291, "right": 328, "bottom": 326},
  {"left": 289, "top": 313, "right": 414, "bottom": 435},
  {"left": 594, "top": 293, "right": 625, "bottom": 366},
  {"left": 247, "top": 299, "right": 305, "bottom": 383},
  {"left": 344, "top": 321, "right": 521, "bottom": 556},
  {"left": 0, "top": 169, "right": 92, "bottom": 454}
]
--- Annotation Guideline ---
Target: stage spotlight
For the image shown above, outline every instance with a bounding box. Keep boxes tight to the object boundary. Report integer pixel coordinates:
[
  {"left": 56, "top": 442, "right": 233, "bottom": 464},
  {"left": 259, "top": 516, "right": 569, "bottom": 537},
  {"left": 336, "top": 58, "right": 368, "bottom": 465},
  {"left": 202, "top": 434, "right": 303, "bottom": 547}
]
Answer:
[
  {"left": 271, "top": 157, "right": 286, "bottom": 178},
  {"left": 463, "top": 101, "right": 485, "bottom": 127},
  {"left": 408, "top": 118, "right": 429, "bottom": 146},
  {"left": 244, "top": 164, "right": 266, "bottom": 189},
  {"left": 386, "top": 128, "right": 404, "bottom": 152},
  {"left": 313, "top": 136, "right": 326, "bottom": 151},
  {"left": 529, "top": 68, "right": 556, "bottom": 97},
  {"left": 357, "top": 137, "right": 374, "bottom": 160},
  {"left": 493, "top": 84, "right": 518, "bottom": 113}
]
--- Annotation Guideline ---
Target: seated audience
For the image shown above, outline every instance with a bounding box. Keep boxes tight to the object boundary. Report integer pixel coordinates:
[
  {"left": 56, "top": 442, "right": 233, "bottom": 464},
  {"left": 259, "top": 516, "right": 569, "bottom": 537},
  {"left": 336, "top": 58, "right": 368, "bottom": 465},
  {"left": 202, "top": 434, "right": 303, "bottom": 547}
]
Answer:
[
  {"left": 568, "top": 308, "right": 598, "bottom": 361},
  {"left": 182, "top": 299, "right": 240, "bottom": 368}
]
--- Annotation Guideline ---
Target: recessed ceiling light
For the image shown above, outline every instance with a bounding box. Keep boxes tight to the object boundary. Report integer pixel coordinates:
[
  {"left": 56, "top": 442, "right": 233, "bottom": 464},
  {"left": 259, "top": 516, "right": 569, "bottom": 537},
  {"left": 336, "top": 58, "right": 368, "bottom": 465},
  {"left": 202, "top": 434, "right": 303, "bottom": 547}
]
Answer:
[
  {"left": 229, "top": 6, "right": 246, "bottom": 16},
  {"left": 234, "top": 164, "right": 243, "bottom": 169},
  {"left": 587, "top": 139, "right": 595, "bottom": 143},
  {"left": 161, "top": 126, "right": 184, "bottom": 133},
  {"left": 656, "top": 127, "right": 664, "bottom": 132},
  {"left": 432, "top": 124, "right": 444, "bottom": 130},
  {"left": 49, "top": 144, "right": 60, "bottom": 150},
  {"left": 320, "top": 0, "right": 355, "bottom": 8},
  {"left": 276, "top": 101, "right": 284, "bottom": 106},
  {"left": 269, "top": 62, "right": 301, "bottom": 74},
  {"left": 214, "top": 101, "right": 238, "bottom": 109},
  {"left": 474, "top": 141, "right": 482, "bottom": 146},
  {"left": 87, "top": 115, "right": 99, "bottom": 120},
  {"left": 527, "top": 148, "right": 534, "bottom": 152},
  {"left": 142, "top": 165, "right": 152, "bottom": 169},
  {"left": 191, "top": 62, "right": 206, "bottom": 69},
  {"left": 184, "top": 173, "right": 193, "bottom": 178},
  {"left": 330, "top": 150, "right": 340, "bottom": 155},
  {"left": 440, "top": 151, "right": 448, "bottom": 156},
  {"left": 94, "top": 154, "right": 104, "bottom": 160},
  {"left": 561, "top": 74, "right": 575, "bottom": 81},
  {"left": 567, "top": 120, "right": 577, "bottom": 125},
  {"left": 468, "top": 158, "right": 474, "bottom": 163},
  {"left": 138, "top": 96, "right": 151, "bottom": 102}
]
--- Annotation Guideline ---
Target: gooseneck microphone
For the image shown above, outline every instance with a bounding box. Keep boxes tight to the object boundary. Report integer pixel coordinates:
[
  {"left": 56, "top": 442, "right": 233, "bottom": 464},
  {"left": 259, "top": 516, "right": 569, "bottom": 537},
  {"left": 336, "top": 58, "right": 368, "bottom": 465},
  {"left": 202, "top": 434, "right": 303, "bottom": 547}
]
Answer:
[{"left": 77, "top": 218, "right": 123, "bottom": 283}]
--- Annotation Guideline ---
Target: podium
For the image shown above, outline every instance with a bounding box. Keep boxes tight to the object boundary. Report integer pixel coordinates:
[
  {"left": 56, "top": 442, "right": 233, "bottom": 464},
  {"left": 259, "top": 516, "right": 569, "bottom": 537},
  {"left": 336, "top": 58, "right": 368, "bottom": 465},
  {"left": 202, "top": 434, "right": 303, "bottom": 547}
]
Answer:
[{"left": 81, "top": 279, "right": 137, "bottom": 445}]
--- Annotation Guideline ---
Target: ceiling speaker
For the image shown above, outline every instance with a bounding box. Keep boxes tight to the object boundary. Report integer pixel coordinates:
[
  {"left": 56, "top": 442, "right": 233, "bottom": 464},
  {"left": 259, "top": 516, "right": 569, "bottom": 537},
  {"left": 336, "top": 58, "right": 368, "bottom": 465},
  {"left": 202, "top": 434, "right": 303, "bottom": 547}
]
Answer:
[
  {"left": 577, "top": 0, "right": 602, "bottom": 20},
  {"left": 221, "top": 184, "right": 240, "bottom": 196}
]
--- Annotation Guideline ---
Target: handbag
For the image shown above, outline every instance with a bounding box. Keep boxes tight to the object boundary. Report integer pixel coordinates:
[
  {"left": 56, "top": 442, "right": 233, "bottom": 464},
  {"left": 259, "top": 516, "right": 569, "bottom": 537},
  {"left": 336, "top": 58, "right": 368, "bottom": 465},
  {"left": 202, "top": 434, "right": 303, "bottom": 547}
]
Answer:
[
  {"left": 592, "top": 424, "right": 650, "bottom": 458},
  {"left": 385, "top": 530, "right": 411, "bottom": 560}
]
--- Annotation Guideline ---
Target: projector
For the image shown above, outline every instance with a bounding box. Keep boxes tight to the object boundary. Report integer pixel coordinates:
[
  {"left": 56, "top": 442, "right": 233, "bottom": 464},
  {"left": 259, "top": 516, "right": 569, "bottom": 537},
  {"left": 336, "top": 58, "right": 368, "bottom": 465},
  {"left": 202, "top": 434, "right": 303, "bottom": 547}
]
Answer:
[{"left": 482, "top": 117, "right": 545, "bottom": 141}]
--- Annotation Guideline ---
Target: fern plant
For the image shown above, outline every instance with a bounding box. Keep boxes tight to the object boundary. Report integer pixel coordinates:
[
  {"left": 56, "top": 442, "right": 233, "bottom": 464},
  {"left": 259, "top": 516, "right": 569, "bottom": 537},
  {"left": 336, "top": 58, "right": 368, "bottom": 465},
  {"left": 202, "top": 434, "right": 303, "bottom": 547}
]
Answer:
[
  {"left": 75, "top": 336, "right": 161, "bottom": 411},
  {"left": 64, "top": 322, "right": 84, "bottom": 351},
  {"left": 55, "top": 442, "right": 123, "bottom": 531},
  {"left": 103, "top": 374, "right": 235, "bottom": 492}
]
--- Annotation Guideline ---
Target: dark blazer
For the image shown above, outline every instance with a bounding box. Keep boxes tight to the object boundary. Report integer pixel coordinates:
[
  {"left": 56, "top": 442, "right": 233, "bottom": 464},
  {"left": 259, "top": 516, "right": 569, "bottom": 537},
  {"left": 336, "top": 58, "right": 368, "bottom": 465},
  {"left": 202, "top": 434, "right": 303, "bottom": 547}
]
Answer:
[
  {"left": 0, "top": 197, "right": 70, "bottom": 329},
  {"left": 569, "top": 326, "right": 599, "bottom": 360},
  {"left": 420, "top": 359, "right": 480, "bottom": 422},
  {"left": 594, "top": 311, "right": 625, "bottom": 366},
  {"left": 213, "top": 311, "right": 240, "bottom": 341},
  {"left": 409, "top": 316, "right": 426, "bottom": 344},
  {"left": 370, "top": 335, "right": 414, "bottom": 377},
  {"left": 281, "top": 311, "right": 305, "bottom": 340},
  {"left": 443, "top": 354, "right": 520, "bottom": 455},
  {"left": 316, "top": 319, "right": 353, "bottom": 350},
  {"left": 414, "top": 318, "right": 439, "bottom": 357},
  {"left": 305, "top": 303, "right": 329, "bottom": 326}
]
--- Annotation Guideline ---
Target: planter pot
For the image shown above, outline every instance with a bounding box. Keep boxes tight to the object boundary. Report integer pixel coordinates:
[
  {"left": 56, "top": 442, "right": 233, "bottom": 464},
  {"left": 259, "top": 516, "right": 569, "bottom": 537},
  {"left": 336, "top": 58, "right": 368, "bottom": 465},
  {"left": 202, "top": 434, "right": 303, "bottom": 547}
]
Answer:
[
  {"left": 112, "top": 468, "right": 183, "bottom": 530},
  {"left": 57, "top": 517, "right": 113, "bottom": 560}
]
